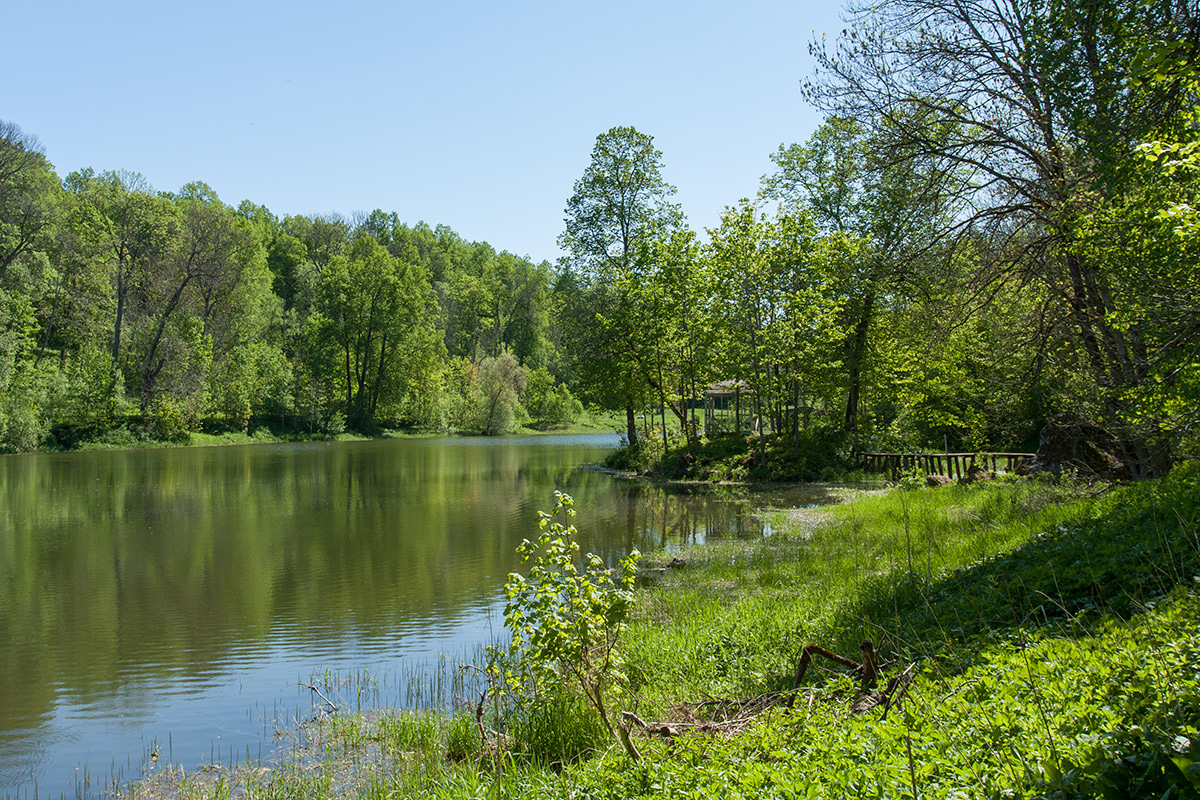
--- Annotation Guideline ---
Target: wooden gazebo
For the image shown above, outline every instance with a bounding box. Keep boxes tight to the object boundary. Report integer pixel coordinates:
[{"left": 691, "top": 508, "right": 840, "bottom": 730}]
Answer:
[{"left": 703, "top": 380, "right": 755, "bottom": 436}]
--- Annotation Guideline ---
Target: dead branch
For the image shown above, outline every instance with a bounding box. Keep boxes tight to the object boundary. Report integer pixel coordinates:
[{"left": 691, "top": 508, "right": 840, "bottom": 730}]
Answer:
[
  {"left": 879, "top": 663, "right": 918, "bottom": 720},
  {"left": 628, "top": 641, "right": 914, "bottom": 743},
  {"left": 458, "top": 663, "right": 497, "bottom": 759},
  {"left": 860, "top": 640, "right": 880, "bottom": 688},
  {"left": 300, "top": 683, "right": 338, "bottom": 713},
  {"left": 789, "top": 640, "right": 881, "bottom": 707},
  {"left": 616, "top": 717, "right": 642, "bottom": 763}
]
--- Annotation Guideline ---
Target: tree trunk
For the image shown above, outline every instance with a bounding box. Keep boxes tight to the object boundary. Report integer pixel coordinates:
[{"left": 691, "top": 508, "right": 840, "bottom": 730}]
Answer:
[
  {"left": 843, "top": 289, "right": 876, "bottom": 441},
  {"left": 112, "top": 266, "right": 126, "bottom": 365}
]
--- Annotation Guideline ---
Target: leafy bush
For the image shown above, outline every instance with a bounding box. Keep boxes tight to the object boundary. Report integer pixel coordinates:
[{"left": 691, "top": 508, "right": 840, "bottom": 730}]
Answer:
[
  {"left": 146, "top": 395, "right": 193, "bottom": 441},
  {"left": 524, "top": 368, "right": 583, "bottom": 429},
  {"left": 603, "top": 438, "right": 659, "bottom": 473},
  {"left": 492, "top": 491, "right": 641, "bottom": 760}
]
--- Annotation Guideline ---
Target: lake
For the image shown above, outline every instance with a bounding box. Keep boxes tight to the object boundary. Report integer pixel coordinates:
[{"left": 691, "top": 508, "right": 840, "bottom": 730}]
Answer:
[{"left": 0, "top": 434, "right": 836, "bottom": 797}]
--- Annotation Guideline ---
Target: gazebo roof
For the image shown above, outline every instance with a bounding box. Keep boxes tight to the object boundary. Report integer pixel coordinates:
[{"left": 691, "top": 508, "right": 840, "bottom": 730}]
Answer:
[{"left": 704, "top": 379, "right": 754, "bottom": 397}]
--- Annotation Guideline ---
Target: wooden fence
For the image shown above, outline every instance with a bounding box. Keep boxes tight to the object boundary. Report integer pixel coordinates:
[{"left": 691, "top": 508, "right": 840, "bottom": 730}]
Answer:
[{"left": 858, "top": 452, "right": 1035, "bottom": 481}]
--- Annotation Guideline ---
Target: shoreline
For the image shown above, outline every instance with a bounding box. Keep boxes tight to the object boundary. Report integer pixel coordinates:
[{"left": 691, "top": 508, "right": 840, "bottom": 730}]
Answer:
[
  {"left": 13, "top": 417, "right": 625, "bottom": 457},
  {"left": 128, "top": 468, "right": 1200, "bottom": 799},
  {"left": 62, "top": 466, "right": 1200, "bottom": 800}
]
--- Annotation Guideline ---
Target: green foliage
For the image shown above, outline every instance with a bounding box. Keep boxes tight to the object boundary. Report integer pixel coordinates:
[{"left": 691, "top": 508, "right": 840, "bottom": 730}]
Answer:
[
  {"left": 434, "top": 356, "right": 481, "bottom": 432},
  {"left": 798, "top": 0, "right": 1200, "bottom": 472},
  {"left": 705, "top": 201, "right": 845, "bottom": 451},
  {"left": 596, "top": 469, "right": 1199, "bottom": 800},
  {"left": 523, "top": 367, "right": 583, "bottom": 429},
  {"left": 558, "top": 125, "right": 684, "bottom": 448},
  {"left": 612, "top": 427, "right": 852, "bottom": 483},
  {"left": 3, "top": 10, "right": 1198, "bottom": 463},
  {"left": 0, "top": 120, "right": 59, "bottom": 281},
  {"left": 475, "top": 351, "right": 526, "bottom": 435},
  {"left": 147, "top": 394, "right": 194, "bottom": 442},
  {"left": 312, "top": 235, "right": 444, "bottom": 431},
  {"left": 207, "top": 341, "right": 293, "bottom": 430},
  {"left": 0, "top": 119, "right": 569, "bottom": 448},
  {"left": 602, "top": 437, "right": 660, "bottom": 473},
  {"left": 0, "top": 287, "right": 53, "bottom": 451},
  {"left": 494, "top": 491, "right": 641, "bottom": 753},
  {"left": 61, "top": 346, "right": 122, "bottom": 430},
  {"left": 559, "top": 126, "right": 682, "bottom": 279},
  {"left": 443, "top": 713, "right": 481, "bottom": 762},
  {"left": 505, "top": 688, "right": 610, "bottom": 764}
]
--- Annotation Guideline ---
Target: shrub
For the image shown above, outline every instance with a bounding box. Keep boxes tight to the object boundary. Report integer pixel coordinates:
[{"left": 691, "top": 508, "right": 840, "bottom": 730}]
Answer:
[{"left": 492, "top": 491, "right": 642, "bottom": 761}]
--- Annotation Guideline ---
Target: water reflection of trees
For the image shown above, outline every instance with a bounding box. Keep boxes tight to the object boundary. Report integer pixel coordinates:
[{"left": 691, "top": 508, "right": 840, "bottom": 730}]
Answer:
[
  {"left": 0, "top": 440, "right": 613, "bottom": 738},
  {"left": 0, "top": 442, "right": 840, "bottom": 768},
  {"left": 571, "top": 480, "right": 840, "bottom": 563}
]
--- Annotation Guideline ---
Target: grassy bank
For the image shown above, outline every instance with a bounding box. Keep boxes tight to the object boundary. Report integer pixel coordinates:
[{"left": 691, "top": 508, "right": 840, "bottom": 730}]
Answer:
[
  {"left": 604, "top": 429, "right": 855, "bottom": 484},
  {"left": 131, "top": 468, "right": 1200, "bottom": 799},
  {"left": 40, "top": 408, "right": 623, "bottom": 454}
]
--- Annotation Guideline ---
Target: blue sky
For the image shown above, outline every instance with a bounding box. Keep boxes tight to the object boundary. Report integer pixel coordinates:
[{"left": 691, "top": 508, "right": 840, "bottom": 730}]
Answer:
[{"left": 6, "top": 0, "right": 845, "bottom": 264}]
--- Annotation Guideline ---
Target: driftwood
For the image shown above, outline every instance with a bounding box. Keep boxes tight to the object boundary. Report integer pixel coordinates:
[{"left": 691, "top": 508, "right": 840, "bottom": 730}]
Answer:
[
  {"left": 623, "top": 692, "right": 791, "bottom": 740},
  {"left": 626, "top": 640, "right": 915, "bottom": 744},
  {"left": 301, "top": 682, "right": 339, "bottom": 713},
  {"left": 788, "top": 640, "right": 880, "bottom": 708}
]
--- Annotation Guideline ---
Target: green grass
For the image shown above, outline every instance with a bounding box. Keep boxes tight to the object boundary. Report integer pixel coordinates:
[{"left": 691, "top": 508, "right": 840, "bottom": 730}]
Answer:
[
  {"left": 129, "top": 467, "right": 1200, "bottom": 799},
  {"left": 512, "top": 407, "right": 625, "bottom": 436},
  {"left": 624, "top": 477, "right": 1087, "bottom": 705}
]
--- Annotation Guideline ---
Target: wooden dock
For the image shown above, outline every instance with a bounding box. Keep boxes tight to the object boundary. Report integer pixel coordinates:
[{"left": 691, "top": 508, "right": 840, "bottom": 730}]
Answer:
[{"left": 858, "top": 451, "right": 1035, "bottom": 481}]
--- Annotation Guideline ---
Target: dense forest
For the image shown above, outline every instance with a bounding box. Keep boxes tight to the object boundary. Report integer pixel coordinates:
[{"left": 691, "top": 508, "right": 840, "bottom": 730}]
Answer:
[
  {"left": 1, "top": 0, "right": 1197, "bottom": 474},
  {"left": 0, "top": 126, "right": 581, "bottom": 448}
]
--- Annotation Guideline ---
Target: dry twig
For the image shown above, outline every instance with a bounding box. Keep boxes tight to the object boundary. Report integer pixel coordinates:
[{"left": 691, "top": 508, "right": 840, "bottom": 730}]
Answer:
[{"left": 300, "top": 683, "right": 339, "bottom": 713}]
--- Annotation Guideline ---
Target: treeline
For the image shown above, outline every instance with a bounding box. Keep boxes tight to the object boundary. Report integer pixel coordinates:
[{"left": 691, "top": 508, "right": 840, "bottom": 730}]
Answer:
[
  {"left": 0, "top": 123, "right": 583, "bottom": 450},
  {"left": 556, "top": 0, "right": 1200, "bottom": 478},
  {"left": 3, "top": 0, "right": 1198, "bottom": 468}
]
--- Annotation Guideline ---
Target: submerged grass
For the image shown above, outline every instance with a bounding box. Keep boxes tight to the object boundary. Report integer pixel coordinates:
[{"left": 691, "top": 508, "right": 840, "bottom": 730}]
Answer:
[{"left": 130, "top": 467, "right": 1200, "bottom": 799}]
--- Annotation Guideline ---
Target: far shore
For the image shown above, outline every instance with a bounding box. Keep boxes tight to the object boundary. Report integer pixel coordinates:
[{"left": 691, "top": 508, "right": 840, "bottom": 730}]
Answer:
[{"left": 13, "top": 414, "right": 625, "bottom": 457}]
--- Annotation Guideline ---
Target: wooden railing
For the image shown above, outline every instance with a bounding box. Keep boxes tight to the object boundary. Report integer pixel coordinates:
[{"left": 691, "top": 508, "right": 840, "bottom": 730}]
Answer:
[{"left": 858, "top": 452, "right": 1035, "bottom": 481}]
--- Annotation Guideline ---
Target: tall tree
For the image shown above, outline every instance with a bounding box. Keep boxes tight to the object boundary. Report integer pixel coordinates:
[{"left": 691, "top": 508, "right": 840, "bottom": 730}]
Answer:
[
  {"left": 804, "top": 0, "right": 1200, "bottom": 473},
  {"left": 64, "top": 169, "right": 175, "bottom": 378},
  {"left": 313, "top": 235, "right": 441, "bottom": 429},
  {"left": 0, "top": 121, "right": 63, "bottom": 450},
  {"left": 637, "top": 229, "right": 712, "bottom": 448},
  {"left": 0, "top": 120, "right": 59, "bottom": 283},
  {"left": 559, "top": 126, "right": 684, "bottom": 447},
  {"left": 707, "top": 201, "right": 842, "bottom": 453},
  {"left": 767, "top": 116, "right": 957, "bottom": 441}
]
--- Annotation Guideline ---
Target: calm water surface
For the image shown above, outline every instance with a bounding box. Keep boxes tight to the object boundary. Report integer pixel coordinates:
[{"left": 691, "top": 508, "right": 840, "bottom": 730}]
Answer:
[{"left": 0, "top": 434, "right": 838, "bottom": 796}]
